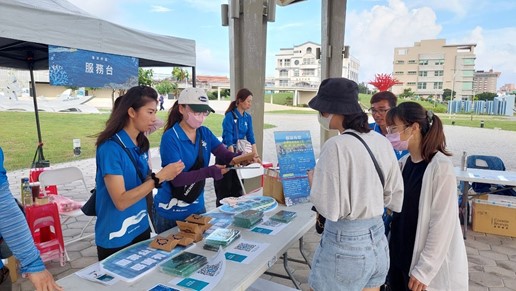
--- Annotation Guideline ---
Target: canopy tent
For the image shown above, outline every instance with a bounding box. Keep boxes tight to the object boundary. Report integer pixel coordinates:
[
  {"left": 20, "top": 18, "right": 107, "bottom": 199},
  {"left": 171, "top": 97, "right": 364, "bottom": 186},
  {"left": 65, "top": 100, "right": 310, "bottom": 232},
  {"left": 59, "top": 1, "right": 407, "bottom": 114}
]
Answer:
[{"left": 0, "top": 0, "right": 196, "bottom": 166}]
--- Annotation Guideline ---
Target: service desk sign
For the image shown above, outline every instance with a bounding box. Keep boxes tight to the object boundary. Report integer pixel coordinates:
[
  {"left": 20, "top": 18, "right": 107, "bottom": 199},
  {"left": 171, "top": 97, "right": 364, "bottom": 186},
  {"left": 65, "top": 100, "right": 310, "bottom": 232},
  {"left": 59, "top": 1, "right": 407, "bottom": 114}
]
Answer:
[
  {"left": 274, "top": 131, "right": 316, "bottom": 206},
  {"left": 49, "top": 45, "right": 138, "bottom": 89}
]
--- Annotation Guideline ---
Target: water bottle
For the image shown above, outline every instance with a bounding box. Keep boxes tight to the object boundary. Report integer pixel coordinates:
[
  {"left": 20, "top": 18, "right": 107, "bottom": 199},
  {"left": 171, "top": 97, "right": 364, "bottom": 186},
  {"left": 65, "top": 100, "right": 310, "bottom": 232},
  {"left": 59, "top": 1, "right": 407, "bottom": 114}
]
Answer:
[
  {"left": 461, "top": 151, "right": 467, "bottom": 171},
  {"left": 21, "top": 177, "right": 33, "bottom": 206}
]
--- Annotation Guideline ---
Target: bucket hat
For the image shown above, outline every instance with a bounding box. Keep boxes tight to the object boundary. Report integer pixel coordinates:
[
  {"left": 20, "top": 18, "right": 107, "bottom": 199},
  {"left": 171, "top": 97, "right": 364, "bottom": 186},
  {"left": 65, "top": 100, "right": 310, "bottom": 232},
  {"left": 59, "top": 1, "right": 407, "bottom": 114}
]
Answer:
[{"left": 308, "top": 78, "right": 363, "bottom": 115}]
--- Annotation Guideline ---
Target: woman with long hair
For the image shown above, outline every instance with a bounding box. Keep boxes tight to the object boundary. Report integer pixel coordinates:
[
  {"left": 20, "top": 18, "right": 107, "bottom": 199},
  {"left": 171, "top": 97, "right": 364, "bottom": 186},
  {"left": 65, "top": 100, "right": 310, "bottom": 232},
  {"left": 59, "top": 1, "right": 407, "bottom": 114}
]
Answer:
[
  {"left": 153, "top": 88, "right": 244, "bottom": 233},
  {"left": 308, "top": 78, "right": 404, "bottom": 291},
  {"left": 95, "top": 85, "right": 184, "bottom": 260},
  {"left": 385, "top": 102, "right": 468, "bottom": 291},
  {"left": 214, "top": 88, "right": 259, "bottom": 206}
]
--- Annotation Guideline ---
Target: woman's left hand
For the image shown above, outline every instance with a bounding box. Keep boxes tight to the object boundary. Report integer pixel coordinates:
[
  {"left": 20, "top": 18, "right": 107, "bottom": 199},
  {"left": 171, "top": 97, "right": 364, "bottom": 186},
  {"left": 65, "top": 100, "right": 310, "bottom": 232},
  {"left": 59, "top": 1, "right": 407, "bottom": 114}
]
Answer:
[{"left": 408, "top": 275, "right": 427, "bottom": 291}]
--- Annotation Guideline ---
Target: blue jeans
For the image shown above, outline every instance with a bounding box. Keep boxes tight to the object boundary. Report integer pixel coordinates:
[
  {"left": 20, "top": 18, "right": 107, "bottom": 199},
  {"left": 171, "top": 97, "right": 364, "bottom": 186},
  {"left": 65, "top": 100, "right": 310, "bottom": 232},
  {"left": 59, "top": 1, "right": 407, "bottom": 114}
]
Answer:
[{"left": 309, "top": 216, "right": 389, "bottom": 291}]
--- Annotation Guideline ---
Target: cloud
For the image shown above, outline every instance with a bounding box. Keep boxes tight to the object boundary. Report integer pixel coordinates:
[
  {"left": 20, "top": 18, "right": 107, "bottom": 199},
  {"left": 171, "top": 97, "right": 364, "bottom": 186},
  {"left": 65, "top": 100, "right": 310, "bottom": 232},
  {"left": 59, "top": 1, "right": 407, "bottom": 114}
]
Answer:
[
  {"left": 452, "top": 26, "right": 516, "bottom": 86},
  {"left": 184, "top": 0, "right": 223, "bottom": 13},
  {"left": 406, "top": 0, "right": 475, "bottom": 18},
  {"left": 270, "top": 22, "right": 306, "bottom": 31},
  {"left": 150, "top": 5, "right": 172, "bottom": 13},
  {"left": 196, "top": 46, "right": 230, "bottom": 76},
  {"left": 346, "top": 0, "right": 441, "bottom": 82}
]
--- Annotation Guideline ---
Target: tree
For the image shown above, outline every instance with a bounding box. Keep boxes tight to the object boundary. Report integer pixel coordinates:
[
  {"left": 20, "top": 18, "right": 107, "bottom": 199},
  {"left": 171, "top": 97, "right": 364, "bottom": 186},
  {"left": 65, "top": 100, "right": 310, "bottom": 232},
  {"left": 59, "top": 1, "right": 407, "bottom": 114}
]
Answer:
[
  {"left": 138, "top": 68, "right": 154, "bottom": 86},
  {"left": 155, "top": 80, "right": 174, "bottom": 96},
  {"left": 172, "top": 67, "right": 189, "bottom": 83},
  {"left": 398, "top": 88, "right": 415, "bottom": 99},
  {"left": 442, "top": 88, "right": 456, "bottom": 101},
  {"left": 358, "top": 82, "right": 370, "bottom": 94},
  {"left": 475, "top": 92, "right": 497, "bottom": 101}
]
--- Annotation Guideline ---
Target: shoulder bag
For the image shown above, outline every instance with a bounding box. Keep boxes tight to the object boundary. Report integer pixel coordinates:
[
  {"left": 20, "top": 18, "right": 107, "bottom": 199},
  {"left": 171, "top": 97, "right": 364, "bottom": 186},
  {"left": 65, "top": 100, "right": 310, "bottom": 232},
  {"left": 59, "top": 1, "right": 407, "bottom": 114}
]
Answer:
[{"left": 169, "top": 129, "right": 206, "bottom": 204}]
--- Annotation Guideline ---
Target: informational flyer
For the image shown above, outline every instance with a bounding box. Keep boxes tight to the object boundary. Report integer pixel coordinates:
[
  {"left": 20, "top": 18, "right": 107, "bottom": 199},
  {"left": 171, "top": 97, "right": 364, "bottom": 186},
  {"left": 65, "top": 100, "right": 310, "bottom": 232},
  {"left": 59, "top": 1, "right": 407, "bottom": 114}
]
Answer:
[
  {"left": 101, "top": 239, "right": 187, "bottom": 282},
  {"left": 273, "top": 131, "right": 316, "bottom": 206},
  {"left": 224, "top": 240, "right": 269, "bottom": 264},
  {"left": 250, "top": 218, "right": 289, "bottom": 235},
  {"left": 169, "top": 249, "right": 226, "bottom": 291},
  {"left": 75, "top": 262, "right": 119, "bottom": 285}
]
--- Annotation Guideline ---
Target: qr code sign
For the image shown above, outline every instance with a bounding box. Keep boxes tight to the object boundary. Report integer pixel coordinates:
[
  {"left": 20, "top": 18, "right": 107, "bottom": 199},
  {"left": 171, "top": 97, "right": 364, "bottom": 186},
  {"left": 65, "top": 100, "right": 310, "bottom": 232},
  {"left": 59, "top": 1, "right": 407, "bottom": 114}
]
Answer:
[
  {"left": 235, "top": 242, "right": 257, "bottom": 252},
  {"left": 197, "top": 261, "right": 222, "bottom": 277}
]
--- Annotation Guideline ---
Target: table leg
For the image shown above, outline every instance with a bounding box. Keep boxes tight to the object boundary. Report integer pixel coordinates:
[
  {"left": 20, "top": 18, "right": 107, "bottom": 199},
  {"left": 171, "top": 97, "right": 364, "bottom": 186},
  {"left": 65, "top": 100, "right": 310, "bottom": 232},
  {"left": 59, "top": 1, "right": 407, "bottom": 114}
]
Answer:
[{"left": 461, "top": 182, "right": 470, "bottom": 239}]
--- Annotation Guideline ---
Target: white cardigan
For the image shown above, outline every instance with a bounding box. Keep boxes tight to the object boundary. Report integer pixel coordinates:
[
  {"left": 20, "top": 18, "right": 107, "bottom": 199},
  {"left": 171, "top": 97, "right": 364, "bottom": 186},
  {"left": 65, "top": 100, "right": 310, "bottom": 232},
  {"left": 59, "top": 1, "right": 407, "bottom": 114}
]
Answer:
[{"left": 400, "top": 152, "right": 469, "bottom": 291}]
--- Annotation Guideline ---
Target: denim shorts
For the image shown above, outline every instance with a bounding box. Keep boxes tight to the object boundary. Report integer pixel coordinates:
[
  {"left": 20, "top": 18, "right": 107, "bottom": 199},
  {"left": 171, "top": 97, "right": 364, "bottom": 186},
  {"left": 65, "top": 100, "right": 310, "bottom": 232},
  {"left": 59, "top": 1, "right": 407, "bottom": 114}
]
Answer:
[{"left": 309, "top": 216, "right": 389, "bottom": 291}]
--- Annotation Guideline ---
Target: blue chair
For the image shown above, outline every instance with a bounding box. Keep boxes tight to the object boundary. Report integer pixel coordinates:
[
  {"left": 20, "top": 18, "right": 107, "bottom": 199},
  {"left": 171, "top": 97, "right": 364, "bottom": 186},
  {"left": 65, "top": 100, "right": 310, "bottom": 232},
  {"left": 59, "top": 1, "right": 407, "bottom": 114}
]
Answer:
[{"left": 467, "top": 155, "right": 515, "bottom": 196}]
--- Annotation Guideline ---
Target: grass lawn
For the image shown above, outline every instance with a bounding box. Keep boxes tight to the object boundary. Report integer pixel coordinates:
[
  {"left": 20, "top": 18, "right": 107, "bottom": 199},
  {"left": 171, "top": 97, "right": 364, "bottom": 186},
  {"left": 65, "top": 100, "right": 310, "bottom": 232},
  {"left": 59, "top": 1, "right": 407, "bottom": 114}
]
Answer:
[{"left": 0, "top": 111, "right": 273, "bottom": 171}]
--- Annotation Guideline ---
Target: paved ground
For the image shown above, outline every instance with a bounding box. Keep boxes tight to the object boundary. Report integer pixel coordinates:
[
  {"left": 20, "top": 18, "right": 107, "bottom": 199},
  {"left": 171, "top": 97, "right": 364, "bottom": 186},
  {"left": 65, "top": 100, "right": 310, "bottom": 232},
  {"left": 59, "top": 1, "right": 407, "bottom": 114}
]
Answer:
[{"left": 7, "top": 104, "right": 516, "bottom": 290}]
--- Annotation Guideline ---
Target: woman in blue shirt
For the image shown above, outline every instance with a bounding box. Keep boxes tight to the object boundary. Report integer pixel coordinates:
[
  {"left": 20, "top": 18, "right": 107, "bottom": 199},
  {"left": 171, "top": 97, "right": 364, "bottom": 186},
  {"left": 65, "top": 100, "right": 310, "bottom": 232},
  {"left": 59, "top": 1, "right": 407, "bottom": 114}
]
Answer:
[
  {"left": 95, "top": 86, "right": 184, "bottom": 260},
  {"left": 214, "top": 88, "right": 258, "bottom": 206},
  {"left": 154, "top": 88, "right": 238, "bottom": 233}
]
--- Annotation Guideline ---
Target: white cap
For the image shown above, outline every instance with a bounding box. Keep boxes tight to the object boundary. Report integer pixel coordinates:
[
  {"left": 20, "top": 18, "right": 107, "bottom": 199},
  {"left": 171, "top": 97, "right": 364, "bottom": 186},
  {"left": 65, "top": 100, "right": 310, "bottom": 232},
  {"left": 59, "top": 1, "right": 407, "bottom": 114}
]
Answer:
[{"left": 178, "top": 87, "right": 215, "bottom": 113}]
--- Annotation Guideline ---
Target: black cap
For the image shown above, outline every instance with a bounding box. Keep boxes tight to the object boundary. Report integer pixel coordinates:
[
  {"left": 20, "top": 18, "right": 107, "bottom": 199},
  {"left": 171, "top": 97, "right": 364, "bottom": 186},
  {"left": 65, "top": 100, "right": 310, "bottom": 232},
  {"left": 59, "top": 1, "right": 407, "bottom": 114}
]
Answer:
[{"left": 308, "top": 78, "right": 363, "bottom": 115}]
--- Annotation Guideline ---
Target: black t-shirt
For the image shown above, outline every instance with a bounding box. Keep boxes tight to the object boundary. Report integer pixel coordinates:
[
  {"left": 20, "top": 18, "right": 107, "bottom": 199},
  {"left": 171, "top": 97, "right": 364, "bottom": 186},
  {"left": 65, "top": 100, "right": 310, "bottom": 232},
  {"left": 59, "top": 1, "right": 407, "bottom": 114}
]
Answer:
[{"left": 389, "top": 156, "right": 429, "bottom": 275}]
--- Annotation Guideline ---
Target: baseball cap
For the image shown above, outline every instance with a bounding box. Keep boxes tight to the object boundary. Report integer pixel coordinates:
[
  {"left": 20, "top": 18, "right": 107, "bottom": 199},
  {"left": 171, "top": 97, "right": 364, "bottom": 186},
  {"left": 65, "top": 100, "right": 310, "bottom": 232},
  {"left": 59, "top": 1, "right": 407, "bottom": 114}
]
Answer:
[{"left": 178, "top": 87, "right": 215, "bottom": 113}]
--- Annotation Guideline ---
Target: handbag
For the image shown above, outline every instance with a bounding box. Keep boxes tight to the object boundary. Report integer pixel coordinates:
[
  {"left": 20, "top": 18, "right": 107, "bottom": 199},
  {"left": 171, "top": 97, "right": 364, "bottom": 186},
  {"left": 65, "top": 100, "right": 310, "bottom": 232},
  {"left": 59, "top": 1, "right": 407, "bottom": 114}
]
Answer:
[
  {"left": 312, "top": 132, "right": 385, "bottom": 234},
  {"left": 231, "top": 110, "right": 252, "bottom": 154},
  {"left": 81, "top": 188, "right": 97, "bottom": 216},
  {"left": 170, "top": 130, "right": 206, "bottom": 204}
]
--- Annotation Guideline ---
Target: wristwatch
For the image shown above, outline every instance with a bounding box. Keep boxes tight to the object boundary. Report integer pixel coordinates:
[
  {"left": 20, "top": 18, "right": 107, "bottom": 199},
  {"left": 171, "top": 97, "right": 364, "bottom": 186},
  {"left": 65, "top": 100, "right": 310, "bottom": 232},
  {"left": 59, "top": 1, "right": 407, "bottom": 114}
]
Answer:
[{"left": 150, "top": 172, "right": 162, "bottom": 189}]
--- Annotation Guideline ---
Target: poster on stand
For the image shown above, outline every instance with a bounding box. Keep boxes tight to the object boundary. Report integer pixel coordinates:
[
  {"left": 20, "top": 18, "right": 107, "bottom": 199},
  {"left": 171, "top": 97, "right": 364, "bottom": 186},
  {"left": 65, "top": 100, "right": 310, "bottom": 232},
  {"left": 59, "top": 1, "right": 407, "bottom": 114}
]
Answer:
[{"left": 273, "top": 131, "right": 316, "bottom": 206}]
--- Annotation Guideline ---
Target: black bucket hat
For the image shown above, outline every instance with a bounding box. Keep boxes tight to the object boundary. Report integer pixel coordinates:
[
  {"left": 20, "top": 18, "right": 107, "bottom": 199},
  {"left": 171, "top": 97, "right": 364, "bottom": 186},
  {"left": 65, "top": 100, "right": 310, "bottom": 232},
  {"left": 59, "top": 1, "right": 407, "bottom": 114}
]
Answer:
[{"left": 308, "top": 78, "right": 363, "bottom": 115}]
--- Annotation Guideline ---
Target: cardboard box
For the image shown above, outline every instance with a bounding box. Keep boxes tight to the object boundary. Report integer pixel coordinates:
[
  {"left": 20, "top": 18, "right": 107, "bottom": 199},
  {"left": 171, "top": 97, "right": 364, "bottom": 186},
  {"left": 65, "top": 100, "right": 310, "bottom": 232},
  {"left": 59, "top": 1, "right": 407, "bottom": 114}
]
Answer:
[
  {"left": 263, "top": 168, "right": 285, "bottom": 205},
  {"left": 472, "top": 194, "right": 516, "bottom": 237}
]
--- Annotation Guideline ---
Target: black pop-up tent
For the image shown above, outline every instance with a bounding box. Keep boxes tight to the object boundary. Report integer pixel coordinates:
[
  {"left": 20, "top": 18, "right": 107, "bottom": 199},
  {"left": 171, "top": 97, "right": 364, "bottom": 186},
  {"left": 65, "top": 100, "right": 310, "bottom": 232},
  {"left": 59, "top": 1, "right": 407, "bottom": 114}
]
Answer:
[{"left": 0, "top": 0, "right": 196, "bottom": 166}]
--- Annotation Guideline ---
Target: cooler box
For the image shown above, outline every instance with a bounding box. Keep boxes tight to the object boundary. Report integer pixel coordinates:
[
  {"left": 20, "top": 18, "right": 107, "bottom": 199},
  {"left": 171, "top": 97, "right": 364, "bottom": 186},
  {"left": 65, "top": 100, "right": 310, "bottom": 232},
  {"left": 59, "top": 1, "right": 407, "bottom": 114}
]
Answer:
[
  {"left": 472, "top": 194, "right": 516, "bottom": 237},
  {"left": 29, "top": 168, "right": 58, "bottom": 196}
]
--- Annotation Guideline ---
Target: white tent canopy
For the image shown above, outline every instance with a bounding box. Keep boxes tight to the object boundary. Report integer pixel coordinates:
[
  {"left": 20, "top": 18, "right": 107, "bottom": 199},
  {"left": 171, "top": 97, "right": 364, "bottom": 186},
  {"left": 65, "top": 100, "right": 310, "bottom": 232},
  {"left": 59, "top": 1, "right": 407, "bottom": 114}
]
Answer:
[{"left": 0, "top": 0, "right": 196, "bottom": 70}]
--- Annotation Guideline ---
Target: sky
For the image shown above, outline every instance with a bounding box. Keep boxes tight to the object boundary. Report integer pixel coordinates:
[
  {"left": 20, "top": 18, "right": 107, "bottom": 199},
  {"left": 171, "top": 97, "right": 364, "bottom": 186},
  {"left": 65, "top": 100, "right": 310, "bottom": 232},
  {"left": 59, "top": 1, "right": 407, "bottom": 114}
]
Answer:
[{"left": 67, "top": 0, "right": 516, "bottom": 88}]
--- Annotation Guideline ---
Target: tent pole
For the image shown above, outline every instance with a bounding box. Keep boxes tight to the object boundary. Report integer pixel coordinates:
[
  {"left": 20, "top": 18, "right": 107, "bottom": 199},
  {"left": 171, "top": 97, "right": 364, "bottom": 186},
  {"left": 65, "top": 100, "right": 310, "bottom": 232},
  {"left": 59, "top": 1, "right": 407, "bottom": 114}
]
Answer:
[
  {"left": 192, "top": 66, "right": 196, "bottom": 87},
  {"left": 27, "top": 54, "right": 48, "bottom": 167}
]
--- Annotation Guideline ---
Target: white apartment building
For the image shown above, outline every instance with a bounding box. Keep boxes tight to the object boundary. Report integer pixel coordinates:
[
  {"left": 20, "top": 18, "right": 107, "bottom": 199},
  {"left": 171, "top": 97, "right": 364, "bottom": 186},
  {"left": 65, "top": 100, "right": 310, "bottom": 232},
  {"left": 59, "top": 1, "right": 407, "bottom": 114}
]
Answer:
[
  {"left": 274, "top": 41, "right": 359, "bottom": 88},
  {"left": 392, "top": 39, "right": 476, "bottom": 100}
]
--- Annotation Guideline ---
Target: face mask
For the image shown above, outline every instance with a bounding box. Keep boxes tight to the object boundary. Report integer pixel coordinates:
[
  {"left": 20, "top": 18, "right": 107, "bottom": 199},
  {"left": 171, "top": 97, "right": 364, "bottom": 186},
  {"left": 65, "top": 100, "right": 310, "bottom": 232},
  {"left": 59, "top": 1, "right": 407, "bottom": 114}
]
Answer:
[
  {"left": 386, "top": 132, "right": 410, "bottom": 151},
  {"left": 185, "top": 112, "right": 206, "bottom": 129},
  {"left": 318, "top": 113, "right": 333, "bottom": 131}
]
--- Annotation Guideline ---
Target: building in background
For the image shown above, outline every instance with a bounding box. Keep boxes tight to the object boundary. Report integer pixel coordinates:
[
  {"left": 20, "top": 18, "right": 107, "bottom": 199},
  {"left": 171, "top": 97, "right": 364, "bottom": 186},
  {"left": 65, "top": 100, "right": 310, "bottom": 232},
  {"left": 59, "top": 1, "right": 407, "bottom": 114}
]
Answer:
[
  {"left": 274, "top": 41, "right": 359, "bottom": 88},
  {"left": 392, "top": 39, "right": 476, "bottom": 100},
  {"left": 499, "top": 83, "right": 516, "bottom": 95},
  {"left": 473, "top": 69, "right": 500, "bottom": 94}
]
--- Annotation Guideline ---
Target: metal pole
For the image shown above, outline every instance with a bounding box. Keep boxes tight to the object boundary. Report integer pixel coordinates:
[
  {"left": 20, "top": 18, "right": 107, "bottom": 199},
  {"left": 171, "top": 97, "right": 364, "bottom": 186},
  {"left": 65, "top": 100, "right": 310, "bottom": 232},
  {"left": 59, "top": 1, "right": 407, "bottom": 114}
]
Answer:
[
  {"left": 28, "top": 57, "right": 47, "bottom": 165},
  {"left": 320, "top": 0, "right": 347, "bottom": 145},
  {"left": 192, "top": 66, "right": 196, "bottom": 87}
]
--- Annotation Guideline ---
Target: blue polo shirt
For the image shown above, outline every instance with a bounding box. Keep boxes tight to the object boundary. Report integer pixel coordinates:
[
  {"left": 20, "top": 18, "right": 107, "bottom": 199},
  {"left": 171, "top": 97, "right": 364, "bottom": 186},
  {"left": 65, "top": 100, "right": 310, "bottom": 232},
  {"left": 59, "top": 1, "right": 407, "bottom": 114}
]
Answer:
[
  {"left": 0, "top": 147, "right": 7, "bottom": 186},
  {"left": 95, "top": 130, "right": 150, "bottom": 249},
  {"left": 221, "top": 109, "right": 256, "bottom": 148},
  {"left": 155, "top": 123, "right": 222, "bottom": 220},
  {"left": 369, "top": 122, "right": 409, "bottom": 160}
]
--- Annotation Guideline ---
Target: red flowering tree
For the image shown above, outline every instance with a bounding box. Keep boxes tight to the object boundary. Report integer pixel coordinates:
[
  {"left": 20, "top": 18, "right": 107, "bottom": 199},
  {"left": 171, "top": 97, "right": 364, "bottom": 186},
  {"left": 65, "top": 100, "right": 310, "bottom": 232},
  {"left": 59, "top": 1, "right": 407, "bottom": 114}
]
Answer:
[{"left": 368, "top": 73, "right": 401, "bottom": 92}]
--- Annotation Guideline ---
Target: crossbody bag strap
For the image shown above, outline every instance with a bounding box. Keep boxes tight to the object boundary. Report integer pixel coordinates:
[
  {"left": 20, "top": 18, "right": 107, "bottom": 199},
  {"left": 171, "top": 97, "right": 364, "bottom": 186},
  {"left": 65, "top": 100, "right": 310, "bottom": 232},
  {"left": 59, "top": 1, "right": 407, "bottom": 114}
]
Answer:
[
  {"left": 343, "top": 131, "right": 385, "bottom": 188},
  {"left": 232, "top": 110, "right": 239, "bottom": 146},
  {"left": 111, "top": 135, "right": 155, "bottom": 233}
]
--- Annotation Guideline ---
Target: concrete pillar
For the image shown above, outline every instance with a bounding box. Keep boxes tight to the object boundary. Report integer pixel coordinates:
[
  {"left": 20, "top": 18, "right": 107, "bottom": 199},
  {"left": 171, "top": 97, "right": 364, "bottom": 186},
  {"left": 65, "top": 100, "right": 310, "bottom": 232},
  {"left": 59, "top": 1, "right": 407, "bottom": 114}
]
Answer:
[
  {"left": 320, "top": 0, "right": 347, "bottom": 146},
  {"left": 228, "top": 0, "right": 273, "bottom": 159},
  {"left": 217, "top": 87, "right": 221, "bottom": 101}
]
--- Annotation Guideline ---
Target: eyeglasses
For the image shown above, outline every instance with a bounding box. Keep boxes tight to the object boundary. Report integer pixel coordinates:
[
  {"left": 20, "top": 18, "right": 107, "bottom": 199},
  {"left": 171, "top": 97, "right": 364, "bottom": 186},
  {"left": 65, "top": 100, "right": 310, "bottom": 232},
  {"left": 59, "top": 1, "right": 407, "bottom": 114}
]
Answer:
[
  {"left": 192, "top": 111, "right": 210, "bottom": 117},
  {"left": 368, "top": 108, "right": 391, "bottom": 115},
  {"left": 186, "top": 105, "right": 210, "bottom": 117},
  {"left": 386, "top": 124, "right": 410, "bottom": 134}
]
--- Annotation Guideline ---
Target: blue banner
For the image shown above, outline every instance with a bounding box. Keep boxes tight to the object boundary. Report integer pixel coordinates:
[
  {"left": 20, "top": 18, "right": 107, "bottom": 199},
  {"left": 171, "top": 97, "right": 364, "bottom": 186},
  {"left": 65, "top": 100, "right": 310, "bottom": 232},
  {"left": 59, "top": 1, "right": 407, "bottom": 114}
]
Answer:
[
  {"left": 49, "top": 45, "right": 138, "bottom": 89},
  {"left": 274, "top": 131, "right": 316, "bottom": 206}
]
